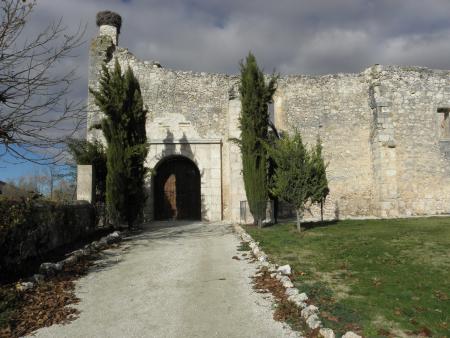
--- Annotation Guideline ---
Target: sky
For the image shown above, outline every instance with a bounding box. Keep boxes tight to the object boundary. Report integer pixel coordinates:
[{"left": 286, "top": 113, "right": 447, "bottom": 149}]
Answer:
[{"left": 3, "top": 0, "right": 450, "bottom": 180}]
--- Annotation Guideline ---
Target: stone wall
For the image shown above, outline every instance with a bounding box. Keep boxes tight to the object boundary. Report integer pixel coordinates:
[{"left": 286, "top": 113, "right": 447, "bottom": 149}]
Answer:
[
  {"left": 0, "top": 200, "right": 96, "bottom": 273},
  {"left": 275, "top": 73, "right": 375, "bottom": 220},
  {"left": 370, "top": 65, "right": 450, "bottom": 217},
  {"left": 87, "top": 20, "right": 450, "bottom": 222}
]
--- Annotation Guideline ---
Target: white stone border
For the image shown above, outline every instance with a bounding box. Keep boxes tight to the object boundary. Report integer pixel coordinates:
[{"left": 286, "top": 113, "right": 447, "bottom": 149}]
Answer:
[
  {"left": 233, "top": 224, "right": 361, "bottom": 338},
  {"left": 16, "top": 231, "right": 124, "bottom": 291}
]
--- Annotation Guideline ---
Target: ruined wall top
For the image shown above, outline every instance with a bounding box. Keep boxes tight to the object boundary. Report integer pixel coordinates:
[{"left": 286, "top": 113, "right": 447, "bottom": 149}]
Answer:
[{"left": 96, "top": 11, "right": 122, "bottom": 45}]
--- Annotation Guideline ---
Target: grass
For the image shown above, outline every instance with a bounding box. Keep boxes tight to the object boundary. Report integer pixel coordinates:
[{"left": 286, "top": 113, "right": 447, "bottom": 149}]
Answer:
[{"left": 245, "top": 217, "right": 450, "bottom": 337}]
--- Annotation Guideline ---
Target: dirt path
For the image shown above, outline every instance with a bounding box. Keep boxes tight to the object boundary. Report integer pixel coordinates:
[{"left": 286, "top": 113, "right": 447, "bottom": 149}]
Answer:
[{"left": 30, "top": 221, "right": 300, "bottom": 338}]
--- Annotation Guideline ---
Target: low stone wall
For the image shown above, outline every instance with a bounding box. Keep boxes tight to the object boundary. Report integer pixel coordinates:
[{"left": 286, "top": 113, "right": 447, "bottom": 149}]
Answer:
[{"left": 0, "top": 199, "right": 96, "bottom": 274}]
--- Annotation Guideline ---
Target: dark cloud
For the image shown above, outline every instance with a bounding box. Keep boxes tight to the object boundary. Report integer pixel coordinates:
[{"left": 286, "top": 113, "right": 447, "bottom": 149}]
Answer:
[
  {"left": 30, "top": 0, "right": 450, "bottom": 74},
  {"left": 2, "top": 0, "right": 449, "bottom": 172},
  {"left": 28, "top": 0, "right": 450, "bottom": 98}
]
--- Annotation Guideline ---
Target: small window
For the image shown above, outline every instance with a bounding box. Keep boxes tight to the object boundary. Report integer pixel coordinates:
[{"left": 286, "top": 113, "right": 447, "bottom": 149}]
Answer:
[{"left": 438, "top": 107, "right": 450, "bottom": 139}]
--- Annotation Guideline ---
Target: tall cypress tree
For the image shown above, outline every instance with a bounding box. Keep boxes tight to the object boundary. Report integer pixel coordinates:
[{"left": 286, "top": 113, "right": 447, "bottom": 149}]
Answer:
[
  {"left": 90, "top": 59, "right": 148, "bottom": 228},
  {"left": 310, "top": 136, "right": 329, "bottom": 221},
  {"left": 239, "top": 53, "right": 277, "bottom": 227}
]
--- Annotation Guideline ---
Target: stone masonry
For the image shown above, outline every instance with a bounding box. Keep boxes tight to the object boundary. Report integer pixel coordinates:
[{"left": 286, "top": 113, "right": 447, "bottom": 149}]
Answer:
[{"left": 86, "top": 13, "right": 450, "bottom": 222}]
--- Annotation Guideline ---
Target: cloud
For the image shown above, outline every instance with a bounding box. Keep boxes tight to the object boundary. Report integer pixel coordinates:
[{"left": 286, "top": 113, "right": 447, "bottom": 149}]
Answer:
[
  {"left": 13, "top": 0, "right": 450, "bottom": 132},
  {"left": 27, "top": 0, "right": 450, "bottom": 76},
  {"left": 2, "top": 0, "right": 450, "bottom": 170}
]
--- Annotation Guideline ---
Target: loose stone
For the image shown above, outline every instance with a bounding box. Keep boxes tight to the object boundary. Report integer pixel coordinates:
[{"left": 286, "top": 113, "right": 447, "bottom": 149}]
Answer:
[
  {"left": 32, "top": 274, "right": 45, "bottom": 284},
  {"left": 306, "top": 313, "right": 322, "bottom": 329},
  {"left": 319, "top": 328, "right": 335, "bottom": 338},
  {"left": 282, "top": 279, "right": 294, "bottom": 288},
  {"left": 301, "top": 305, "right": 319, "bottom": 319},
  {"left": 277, "top": 264, "right": 292, "bottom": 275},
  {"left": 285, "top": 287, "right": 299, "bottom": 297},
  {"left": 39, "top": 262, "right": 60, "bottom": 276},
  {"left": 64, "top": 255, "right": 78, "bottom": 266},
  {"left": 342, "top": 332, "right": 362, "bottom": 338},
  {"left": 288, "top": 294, "right": 307, "bottom": 308},
  {"left": 16, "top": 282, "right": 34, "bottom": 292}
]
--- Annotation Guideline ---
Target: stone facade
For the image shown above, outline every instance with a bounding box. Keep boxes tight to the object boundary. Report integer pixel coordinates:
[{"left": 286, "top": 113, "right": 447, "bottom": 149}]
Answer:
[{"left": 87, "top": 18, "right": 450, "bottom": 222}]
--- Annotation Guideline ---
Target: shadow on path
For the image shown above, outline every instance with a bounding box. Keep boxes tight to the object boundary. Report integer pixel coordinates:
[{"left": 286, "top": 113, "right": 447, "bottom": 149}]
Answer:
[{"left": 86, "top": 221, "right": 232, "bottom": 276}]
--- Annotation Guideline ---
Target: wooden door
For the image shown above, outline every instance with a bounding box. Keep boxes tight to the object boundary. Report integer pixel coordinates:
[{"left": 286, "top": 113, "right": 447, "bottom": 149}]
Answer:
[
  {"left": 163, "top": 174, "right": 177, "bottom": 219},
  {"left": 154, "top": 157, "right": 201, "bottom": 220}
]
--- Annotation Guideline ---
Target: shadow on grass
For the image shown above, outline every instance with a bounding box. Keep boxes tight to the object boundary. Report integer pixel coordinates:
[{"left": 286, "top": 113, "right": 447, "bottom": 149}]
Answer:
[
  {"left": 246, "top": 219, "right": 340, "bottom": 231},
  {"left": 301, "top": 220, "right": 339, "bottom": 230}
]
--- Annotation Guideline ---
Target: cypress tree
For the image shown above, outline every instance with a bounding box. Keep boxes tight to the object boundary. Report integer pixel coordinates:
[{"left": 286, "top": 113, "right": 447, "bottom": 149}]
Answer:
[
  {"left": 90, "top": 60, "right": 148, "bottom": 228},
  {"left": 310, "top": 136, "right": 329, "bottom": 221},
  {"left": 239, "top": 53, "right": 277, "bottom": 227}
]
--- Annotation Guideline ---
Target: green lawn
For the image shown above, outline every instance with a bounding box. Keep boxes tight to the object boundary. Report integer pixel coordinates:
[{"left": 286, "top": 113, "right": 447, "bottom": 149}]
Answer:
[{"left": 245, "top": 217, "right": 450, "bottom": 337}]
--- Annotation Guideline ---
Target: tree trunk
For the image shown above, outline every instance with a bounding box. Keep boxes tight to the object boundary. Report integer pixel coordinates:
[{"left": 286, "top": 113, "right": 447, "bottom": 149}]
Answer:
[
  {"left": 274, "top": 198, "right": 278, "bottom": 224},
  {"left": 296, "top": 208, "right": 303, "bottom": 232},
  {"left": 320, "top": 200, "right": 324, "bottom": 222},
  {"left": 257, "top": 217, "right": 263, "bottom": 229}
]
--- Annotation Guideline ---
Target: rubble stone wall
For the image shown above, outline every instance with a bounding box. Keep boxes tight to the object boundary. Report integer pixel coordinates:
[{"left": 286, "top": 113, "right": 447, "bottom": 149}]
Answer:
[{"left": 87, "top": 23, "right": 450, "bottom": 222}]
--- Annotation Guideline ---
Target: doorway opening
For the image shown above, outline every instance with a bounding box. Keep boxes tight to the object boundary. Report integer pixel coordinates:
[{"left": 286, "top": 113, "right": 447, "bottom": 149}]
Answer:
[{"left": 154, "top": 156, "right": 201, "bottom": 220}]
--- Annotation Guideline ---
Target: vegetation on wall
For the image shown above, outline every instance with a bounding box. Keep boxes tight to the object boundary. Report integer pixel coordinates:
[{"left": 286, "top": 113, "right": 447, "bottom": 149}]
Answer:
[
  {"left": 238, "top": 52, "right": 277, "bottom": 228},
  {"left": 268, "top": 130, "right": 329, "bottom": 231},
  {"left": 0, "top": 198, "right": 95, "bottom": 274},
  {"left": 90, "top": 60, "right": 148, "bottom": 228},
  {"left": 0, "top": 197, "right": 31, "bottom": 234}
]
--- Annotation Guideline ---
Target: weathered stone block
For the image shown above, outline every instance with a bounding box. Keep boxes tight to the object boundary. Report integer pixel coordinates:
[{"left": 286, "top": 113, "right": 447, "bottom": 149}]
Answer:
[{"left": 77, "top": 165, "right": 94, "bottom": 203}]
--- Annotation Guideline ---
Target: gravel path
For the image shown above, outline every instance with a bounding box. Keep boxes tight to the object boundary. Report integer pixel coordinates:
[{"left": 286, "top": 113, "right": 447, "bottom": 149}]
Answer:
[{"left": 31, "top": 221, "right": 301, "bottom": 338}]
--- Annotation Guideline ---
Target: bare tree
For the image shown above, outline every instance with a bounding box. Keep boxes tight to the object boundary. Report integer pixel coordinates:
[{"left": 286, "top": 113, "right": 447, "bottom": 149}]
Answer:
[
  {"left": 0, "top": 0, "right": 85, "bottom": 164},
  {"left": 42, "top": 164, "right": 74, "bottom": 200},
  {"left": 2, "top": 164, "right": 74, "bottom": 200}
]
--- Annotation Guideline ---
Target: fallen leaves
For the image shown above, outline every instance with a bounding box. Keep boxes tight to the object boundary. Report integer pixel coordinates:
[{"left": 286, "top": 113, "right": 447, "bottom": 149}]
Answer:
[
  {"left": 320, "top": 311, "right": 339, "bottom": 323},
  {"left": 251, "top": 268, "right": 320, "bottom": 337},
  {"left": 0, "top": 256, "right": 93, "bottom": 338},
  {"left": 377, "top": 328, "right": 393, "bottom": 337}
]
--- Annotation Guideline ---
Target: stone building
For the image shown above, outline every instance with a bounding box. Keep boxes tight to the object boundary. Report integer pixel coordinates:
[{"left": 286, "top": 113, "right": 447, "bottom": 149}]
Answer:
[{"left": 86, "top": 12, "right": 450, "bottom": 223}]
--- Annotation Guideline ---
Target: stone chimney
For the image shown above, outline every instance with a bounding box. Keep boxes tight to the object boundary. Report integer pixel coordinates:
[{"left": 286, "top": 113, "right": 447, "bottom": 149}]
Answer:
[{"left": 96, "top": 10, "right": 122, "bottom": 45}]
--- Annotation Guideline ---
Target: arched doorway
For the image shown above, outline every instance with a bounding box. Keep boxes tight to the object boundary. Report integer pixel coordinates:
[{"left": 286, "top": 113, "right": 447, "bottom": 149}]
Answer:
[{"left": 154, "top": 156, "right": 201, "bottom": 220}]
